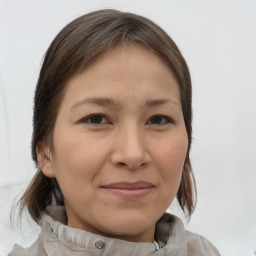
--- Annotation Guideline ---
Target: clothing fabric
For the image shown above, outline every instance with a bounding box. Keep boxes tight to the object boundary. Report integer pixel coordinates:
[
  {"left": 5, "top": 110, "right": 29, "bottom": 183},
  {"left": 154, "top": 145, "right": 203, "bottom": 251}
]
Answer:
[{"left": 9, "top": 206, "right": 221, "bottom": 256}]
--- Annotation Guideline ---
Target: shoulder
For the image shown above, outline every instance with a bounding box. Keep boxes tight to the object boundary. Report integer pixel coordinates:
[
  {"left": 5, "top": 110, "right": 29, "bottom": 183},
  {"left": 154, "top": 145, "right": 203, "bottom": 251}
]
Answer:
[
  {"left": 8, "top": 206, "right": 77, "bottom": 256},
  {"left": 156, "top": 213, "right": 221, "bottom": 256},
  {"left": 185, "top": 230, "right": 221, "bottom": 256},
  {"left": 8, "top": 236, "right": 46, "bottom": 256}
]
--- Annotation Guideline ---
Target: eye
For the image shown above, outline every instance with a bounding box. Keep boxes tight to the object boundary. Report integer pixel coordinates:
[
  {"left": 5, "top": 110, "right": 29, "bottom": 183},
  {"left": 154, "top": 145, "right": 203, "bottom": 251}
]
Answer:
[
  {"left": 147, "top": 115, "right": 172, "bottom": 125},
  {"left": 81, "top": 114, "right": 110, "bottom": 125}
]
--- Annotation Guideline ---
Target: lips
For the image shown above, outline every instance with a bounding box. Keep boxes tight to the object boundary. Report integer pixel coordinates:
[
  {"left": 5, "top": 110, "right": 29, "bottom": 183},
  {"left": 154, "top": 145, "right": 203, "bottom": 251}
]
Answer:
[{"left": 101, "top": 181, "right": 155, "bottom": 200}]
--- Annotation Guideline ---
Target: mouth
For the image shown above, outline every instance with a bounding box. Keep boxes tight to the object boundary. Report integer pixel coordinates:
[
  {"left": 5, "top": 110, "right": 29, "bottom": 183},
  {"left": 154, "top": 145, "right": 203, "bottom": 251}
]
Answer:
[{"left": 101, "top": 181, "right": 155, "bottom": 200}]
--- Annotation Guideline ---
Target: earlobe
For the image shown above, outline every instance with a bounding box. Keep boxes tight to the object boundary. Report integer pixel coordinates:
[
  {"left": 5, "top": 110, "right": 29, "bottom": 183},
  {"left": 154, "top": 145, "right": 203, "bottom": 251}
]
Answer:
[{"left": 36, "top": 141, "right": 55, "bottom": 178}]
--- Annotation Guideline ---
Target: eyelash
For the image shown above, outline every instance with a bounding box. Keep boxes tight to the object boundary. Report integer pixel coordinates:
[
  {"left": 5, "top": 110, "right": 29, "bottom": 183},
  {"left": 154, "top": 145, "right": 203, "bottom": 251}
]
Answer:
[
  {"left": 80, "top": 114, "right": 173, "bottom": 126},
  {"left": 147, "top": 115, "right": 173, "bottom": 125},
  {"left": 80, "top": 114, "right": 110, "bottom": 125}
]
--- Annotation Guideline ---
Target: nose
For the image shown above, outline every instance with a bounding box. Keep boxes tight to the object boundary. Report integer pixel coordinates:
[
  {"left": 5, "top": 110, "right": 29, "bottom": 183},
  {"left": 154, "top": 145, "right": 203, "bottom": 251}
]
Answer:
[{"left": 110, "top": 125, "right": 151, "bottom": 170}]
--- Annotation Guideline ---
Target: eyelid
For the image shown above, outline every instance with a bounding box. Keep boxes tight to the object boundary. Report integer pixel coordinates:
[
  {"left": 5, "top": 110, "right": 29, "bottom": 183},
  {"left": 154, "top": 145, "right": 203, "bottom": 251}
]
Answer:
[
  {"left": 77, "top": 113, "right": 173, "bottom": 126},
  {"left": 147, "top": 114, "right": 174, "bottom": 125},
  {"left": 79, "top": 113, "right": 111, "bottom": 125}
]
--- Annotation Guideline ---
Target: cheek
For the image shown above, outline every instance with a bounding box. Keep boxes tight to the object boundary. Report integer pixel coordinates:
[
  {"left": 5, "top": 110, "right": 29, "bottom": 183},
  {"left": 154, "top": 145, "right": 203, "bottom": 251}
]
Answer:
[
  {"left": 52, "top": 131, "right": 118, "bottom": 208},
  {"left": 54, "top": 126, "right": 105, "bottom": 165},
  {"left": 155, "top": 134, "right": 188, "bottom": 190},
  {"left": 51, "top": 130, "right": 107, "bottom": 192},
  {"left": 159, "top": 134, "right": 187, "bottom": 167}
]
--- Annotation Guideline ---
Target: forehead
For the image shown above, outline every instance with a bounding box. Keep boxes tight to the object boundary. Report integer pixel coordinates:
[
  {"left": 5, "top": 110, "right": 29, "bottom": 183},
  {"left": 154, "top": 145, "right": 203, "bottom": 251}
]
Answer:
[
  {"left": 60, "top": 44, "right": 181, "bottom": 110},
  {"left": 83, "top": 44, "right": 176, "bottom": 82}
]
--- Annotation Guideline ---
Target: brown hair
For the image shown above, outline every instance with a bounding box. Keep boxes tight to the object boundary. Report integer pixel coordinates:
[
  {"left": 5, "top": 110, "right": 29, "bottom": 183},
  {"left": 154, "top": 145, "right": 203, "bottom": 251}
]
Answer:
[{"left": 20, "top": 9, "right": 196, "bottom": 222}]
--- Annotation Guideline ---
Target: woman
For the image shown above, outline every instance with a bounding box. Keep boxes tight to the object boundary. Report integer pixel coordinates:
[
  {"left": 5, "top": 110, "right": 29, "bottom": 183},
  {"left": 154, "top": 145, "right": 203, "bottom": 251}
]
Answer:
[{"left": 10, "top": 9, "right": 221, "bottom": 255}]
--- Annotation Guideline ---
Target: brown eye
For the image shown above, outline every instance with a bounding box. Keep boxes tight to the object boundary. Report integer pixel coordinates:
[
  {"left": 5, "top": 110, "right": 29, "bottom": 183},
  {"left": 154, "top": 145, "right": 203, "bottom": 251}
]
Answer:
[
  {"left": 148, "top": 115, "right": 172, "bottom": 125},
  {"left": 82, "top": 114, "right": 109, "bottom": 125},
  {"left": 90, "top": 115, "right": 104, "bottom": 124}
]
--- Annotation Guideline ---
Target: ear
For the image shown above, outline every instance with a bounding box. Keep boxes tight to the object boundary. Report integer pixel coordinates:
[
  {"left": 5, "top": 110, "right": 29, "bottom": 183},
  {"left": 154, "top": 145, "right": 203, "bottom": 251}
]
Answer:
[{"left": 36, "top": 141, "right": 55, "bottom": 178}]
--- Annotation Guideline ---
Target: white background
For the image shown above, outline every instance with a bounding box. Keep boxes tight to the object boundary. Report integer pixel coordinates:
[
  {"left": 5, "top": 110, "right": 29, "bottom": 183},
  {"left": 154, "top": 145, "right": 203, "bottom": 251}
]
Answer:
[{"left": 0, "top": 0, "right": 256, "bottom": 255}]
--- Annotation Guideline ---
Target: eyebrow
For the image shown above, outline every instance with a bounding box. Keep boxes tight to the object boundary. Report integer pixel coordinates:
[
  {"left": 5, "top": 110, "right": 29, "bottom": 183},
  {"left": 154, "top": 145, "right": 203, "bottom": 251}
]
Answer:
[
  {"left": 71, "top": 97, "right": 119, "bottom": 110},
  {"left": 71, "top": 97, "right": 181, "bottom": 111},
  {"left": 145, "top": 98, "right": 180, "bottom": 108}
]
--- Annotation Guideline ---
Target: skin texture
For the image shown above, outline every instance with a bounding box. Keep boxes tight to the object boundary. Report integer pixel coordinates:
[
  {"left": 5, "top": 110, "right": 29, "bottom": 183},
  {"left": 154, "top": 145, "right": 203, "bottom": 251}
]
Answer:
[{"left": 37, "top": 45, "right": 188, "bottom": 243}]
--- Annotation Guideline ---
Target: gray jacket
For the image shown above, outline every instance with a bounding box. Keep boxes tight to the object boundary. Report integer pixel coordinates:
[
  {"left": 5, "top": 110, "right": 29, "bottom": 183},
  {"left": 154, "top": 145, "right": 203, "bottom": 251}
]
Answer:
[{"left": 9, "top": 206, "right": 221, "bottom": 256}]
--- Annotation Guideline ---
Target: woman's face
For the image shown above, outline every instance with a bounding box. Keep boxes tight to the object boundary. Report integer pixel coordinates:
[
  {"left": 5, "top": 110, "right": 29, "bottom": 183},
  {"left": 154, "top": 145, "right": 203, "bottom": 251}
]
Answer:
[{"left": 40, "top": 45, "right": 188, "bottom": 242}]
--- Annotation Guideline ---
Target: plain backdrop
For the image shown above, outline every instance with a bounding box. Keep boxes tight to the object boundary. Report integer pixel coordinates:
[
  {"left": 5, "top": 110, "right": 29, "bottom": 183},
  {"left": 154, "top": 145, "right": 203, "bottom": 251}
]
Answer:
[{"left": 0, "top": 0, "right": 256, "bottom": 255}]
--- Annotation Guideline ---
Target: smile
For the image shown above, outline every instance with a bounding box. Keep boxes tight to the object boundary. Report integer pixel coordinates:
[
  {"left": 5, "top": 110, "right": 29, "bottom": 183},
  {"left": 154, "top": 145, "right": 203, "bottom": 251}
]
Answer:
[{"left": 101, "top": 181, "right": 155, "bottom": 200}]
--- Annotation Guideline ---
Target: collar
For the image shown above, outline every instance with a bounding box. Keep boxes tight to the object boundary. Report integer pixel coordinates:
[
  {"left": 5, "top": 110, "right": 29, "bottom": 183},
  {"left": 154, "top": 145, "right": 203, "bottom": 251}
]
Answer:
[{"left": 41, "top": 205, "right": 186, "bottom": 256}]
